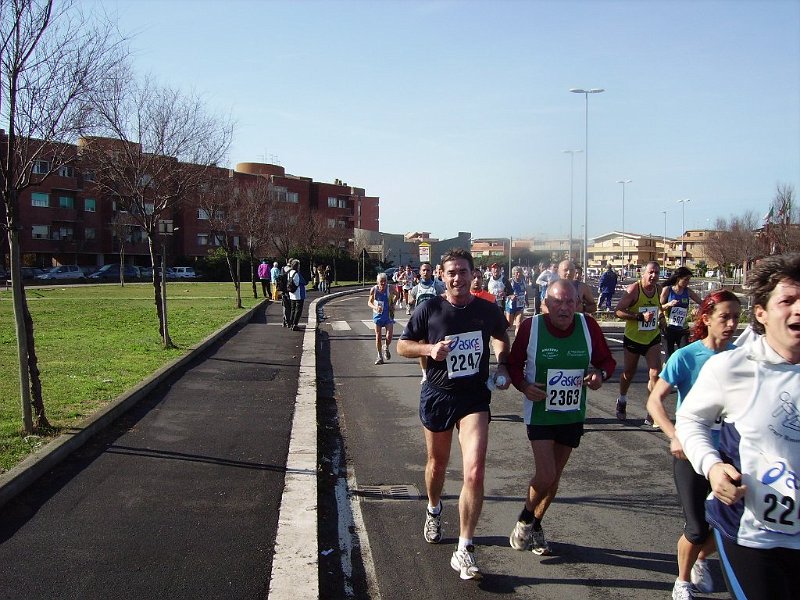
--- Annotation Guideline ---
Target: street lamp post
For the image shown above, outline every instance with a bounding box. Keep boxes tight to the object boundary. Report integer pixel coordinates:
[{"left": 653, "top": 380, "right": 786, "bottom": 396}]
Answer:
[
  {"left": 677, "top": 198, "right": 691, "bottom": 266},
  {"left": 617, "top": 179, "right": 631, "bottom": 270},
  {"left": 563, "top": 149, "right": 583, "bottom": 260},
  {"left": 661, "top": 210, "right": 667, "bottom": 266},
  {"left": 570, "top": 87, "right": 605, "bottom": 270}
]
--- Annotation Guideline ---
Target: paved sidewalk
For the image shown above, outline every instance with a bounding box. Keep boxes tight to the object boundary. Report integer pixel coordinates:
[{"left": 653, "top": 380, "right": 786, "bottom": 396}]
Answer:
[{"left": 0, "top": 296, "right": 313, "bottom": 600}]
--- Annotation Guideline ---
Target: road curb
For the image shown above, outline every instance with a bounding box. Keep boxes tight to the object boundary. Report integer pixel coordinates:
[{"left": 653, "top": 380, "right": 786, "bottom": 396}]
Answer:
[
  {"left": 0, "top": 299, "right": 268, "bottom": 511},
  {"left": 268, "top": 287, "right": 367, "bottom": 600}
]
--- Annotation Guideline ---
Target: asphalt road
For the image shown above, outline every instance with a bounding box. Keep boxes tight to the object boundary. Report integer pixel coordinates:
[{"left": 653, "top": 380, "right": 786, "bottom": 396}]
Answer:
[{"left": 316, "top": 292, "right": 732, "bottom": 600}]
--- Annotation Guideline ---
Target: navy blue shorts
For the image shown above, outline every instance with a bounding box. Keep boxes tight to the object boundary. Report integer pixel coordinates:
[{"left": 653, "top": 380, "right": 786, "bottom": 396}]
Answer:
[
  {"left": 622, "top": 334, "right": 662, "bottom": 357},
  {"left": 419, "top": 382, "right": 491, "bottom": 433}
]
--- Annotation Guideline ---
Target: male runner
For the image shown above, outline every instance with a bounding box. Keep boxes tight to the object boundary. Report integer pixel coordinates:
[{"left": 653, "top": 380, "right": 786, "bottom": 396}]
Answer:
[
  {"left": 398, "top": 249, "right": 511, "bottom": 580},
  {"left": 470, "top": 268, "right": 496, "bottom": 303},
  {"left": 408, "top": 262, "right": 446, "bottom": 382},
  {"left": 507, "top": 279, "right": 616, "bottom": 555},
  {"left": 615, "top": 261, "right": 662, "bottom": 425},
  {"left": 485, "top": 262, "right": 513, "bottom": 311},
  {"left": 556, "top": 260, "right": 597, "bottom": 314}
]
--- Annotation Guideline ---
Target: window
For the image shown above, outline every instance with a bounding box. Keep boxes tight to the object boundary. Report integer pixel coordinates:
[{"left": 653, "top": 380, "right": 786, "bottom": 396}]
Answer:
[
  {"left": 59, "top": 196, "right": 74, "bottom": 209},
  {"left": 144, "top": 203, "right": 154, "bottom": 215},
  {"left": 32, "top": 160, "right": 49, "bottom": 175},
  {"left": 52, "top": 226, "right": 73, "bottom": 241},
  {"left": 31, "top": 193, "right": 49, "bottom": 207},
  {"left": 198, "top": 209, "right": 210, "bottom": 220},
  {"left": 327, "top": 218, "right": 337, "bottom": 228},
  {"left": 32, "top": 225, "right": 49, "bottom": 239},
  {"left": 213, "top": 234, "right": 225, "bottom": 246},
  {"left": 84, "top": 170, "right": 96, "bottom": 182},
  {"left": 84, "top": 198, "right": 96, "bottom": 212},
  {"left": 287, "top": 192, "right": 299, "bottom": 203},
  {"left": 327, "top": 196, "right": 345, "bottom": 208},
  {"left": 197, "top": 233, "right": 209, "bottom": 246},
  {"left": 84, "top": 227, "right": 96, "bottom": 240},
  {"left": 57, "top": 165, "right": 74, "bottom": 177}
]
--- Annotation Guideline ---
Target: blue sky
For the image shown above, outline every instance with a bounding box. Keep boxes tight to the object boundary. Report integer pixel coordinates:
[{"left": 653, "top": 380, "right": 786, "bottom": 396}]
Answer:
[{"left": 91, "top": 0, "right": 800, "bottom": 243}]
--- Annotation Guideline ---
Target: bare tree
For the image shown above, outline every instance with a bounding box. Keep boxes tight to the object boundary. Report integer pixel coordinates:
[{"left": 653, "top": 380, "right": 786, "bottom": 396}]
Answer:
[
  {"left": 194, "top": 170, "right": 247, "bottom": 308},
  {"left": 108, "top": 210, "right": 138, "bottom": 285},
  {"left": 0, "top": 0, "right": 127, "bottom": 432},
  {"left": 82, "top": 74, "right": 233, "bottom": 347},
  {"left": 230, "top": 175, "right": 278, "bottom": 299},
  {"left": 763, "top": 183, "right": 798, "bottom": 254}
]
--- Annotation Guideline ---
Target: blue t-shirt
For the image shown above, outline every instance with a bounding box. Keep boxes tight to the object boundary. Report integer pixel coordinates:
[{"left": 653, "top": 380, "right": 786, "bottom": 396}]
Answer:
[{"left": 660, "top": 339, "right": 735, "bottom": 447}]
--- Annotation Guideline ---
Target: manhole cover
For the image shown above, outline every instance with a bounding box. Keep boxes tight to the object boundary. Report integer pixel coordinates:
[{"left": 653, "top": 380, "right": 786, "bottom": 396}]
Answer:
[{"left": 355, "top": 484, "right": 420, "bottom": 500}]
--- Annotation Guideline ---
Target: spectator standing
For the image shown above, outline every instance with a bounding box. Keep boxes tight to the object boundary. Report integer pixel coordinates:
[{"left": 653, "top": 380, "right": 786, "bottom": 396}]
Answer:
[
  {"left": 598, "top": 264, "right": 618, "bottom": 312},
  {"left": 257, "top": 260, "right": 271, "bottom": 298},
  {"left": 270, "top": 262, "right": 281, "bottom": 301},
  {"left": 287, "top": 259, "right": 306, "bottom": 331}
]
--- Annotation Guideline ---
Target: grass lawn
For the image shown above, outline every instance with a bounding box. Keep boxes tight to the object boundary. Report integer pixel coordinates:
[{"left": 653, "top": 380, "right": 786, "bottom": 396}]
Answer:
[{"left": 0, "top": 281, "right": 261, "bottom": 473}]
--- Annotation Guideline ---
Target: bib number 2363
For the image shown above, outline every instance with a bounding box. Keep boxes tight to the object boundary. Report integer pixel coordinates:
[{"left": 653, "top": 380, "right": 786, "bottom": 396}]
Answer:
[
  {"left": 446, "top": 331, "right": 483, "bottom": 379},
  {"left": 545, "top": 369, "right": 583, "bottom": 412}
]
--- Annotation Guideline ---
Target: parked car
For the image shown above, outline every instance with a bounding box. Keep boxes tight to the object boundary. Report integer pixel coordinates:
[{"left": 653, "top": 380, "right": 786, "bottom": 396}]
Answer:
[
  {"left": 169, "top": 266, "right": 199, "bottom": 279},
  {"left": 88, "top": 264, "right": 140, "bottom": 281},
  {"left": 382, "top": 267, "right": 399, "bottom": 281},
  {"left": 20, "top": 267, "right": 45, "bottom": 280},
  {"left": 138, "top": 266, "right": 154, "bottom": 279},
  {"left": 35, "top": 265, "right": 85, "bottom": 281}
]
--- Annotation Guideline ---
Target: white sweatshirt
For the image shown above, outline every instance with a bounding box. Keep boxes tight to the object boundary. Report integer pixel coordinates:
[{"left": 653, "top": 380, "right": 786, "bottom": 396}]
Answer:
[{"left": 676, "top": 336, "right": 800, "bottom": 549}]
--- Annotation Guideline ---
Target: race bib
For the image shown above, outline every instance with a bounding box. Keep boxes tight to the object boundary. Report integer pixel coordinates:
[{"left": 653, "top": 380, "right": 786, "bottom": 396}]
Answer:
[
  {"left": 445, "top": 331, "right": 483, "bottom": 379},
  {"left": 545, "top": 368, "right": 583, "bottom": 412},
  {"left": 750, "top": 453, "right": 800, "bottom": 536},
  {"left": 638, "top": 306, "right": 658, "bottom": 331},
  {"left": 668, "top": 306, "right": 688, "bottom": 328},
  {"left": 374, "top": 300, "right": 384, "bottom": 315}
]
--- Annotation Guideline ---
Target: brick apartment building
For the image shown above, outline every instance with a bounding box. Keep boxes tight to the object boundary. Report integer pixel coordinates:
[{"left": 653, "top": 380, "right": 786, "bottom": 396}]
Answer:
[{"left": 0, "top": 133, "right": 379, "bottom": 271}]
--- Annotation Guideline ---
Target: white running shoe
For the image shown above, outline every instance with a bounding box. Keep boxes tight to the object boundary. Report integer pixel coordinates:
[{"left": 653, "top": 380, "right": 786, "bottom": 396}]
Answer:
[
  {"left": 671, "top": 579, "right": 695, "bottom": 600},
  {"left": 384, "top": 345, "right": 391, "bottom": 360},
  {"left": 423, "top": 504, "right": 442, "bottom": 544},
  {"left": 530, "top": 528, "right": 551, "bottom": 556},
  {"left": 374, "top": 356, "right": 383, "bottom": 365},
  {"left": 450, "top": 545, "right": 481, "bottom": 580},
  {"left": 509, "top": 520, "right": 532, "bottom": 551},
  {"left": 405, "top": 307, "right": 411, "bottom": 315},
  {"left": 690, "top": 559, "right": 714, "bottom": 593}
]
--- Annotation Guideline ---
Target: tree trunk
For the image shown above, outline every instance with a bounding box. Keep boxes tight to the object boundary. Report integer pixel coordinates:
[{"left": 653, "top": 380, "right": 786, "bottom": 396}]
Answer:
[
  {"left": 148, "top": 236, "right": 172, "bottom": 347},
  {"left": 223, "top": 250, "right": 242, "bottom": 309},
  {"left": 23, "top": 291, "right": 50, "bottom": 430},
  {"left": 250, "top": 251, "right": 257, "bottom": 299}
]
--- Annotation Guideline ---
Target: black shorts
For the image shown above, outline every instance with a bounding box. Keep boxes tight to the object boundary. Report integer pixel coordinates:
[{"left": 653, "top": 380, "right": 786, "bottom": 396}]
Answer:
[
  {"left": 622, "top": 334, "right": 662, "bottom": 357},
  {"left": 673, "top": 456, "right": 711, "bottom": 545},
  {"left": 526, "top": 421, "right": 584, "bottom": 448},
  {"left": 419, "top": 382, "right": 491, "bottom": 433}
]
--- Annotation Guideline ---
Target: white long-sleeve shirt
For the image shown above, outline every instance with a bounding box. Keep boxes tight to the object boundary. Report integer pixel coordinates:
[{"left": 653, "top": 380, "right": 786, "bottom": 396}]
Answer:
[{"left": 675, "top": 336, "right": 800, "bottom": 549}]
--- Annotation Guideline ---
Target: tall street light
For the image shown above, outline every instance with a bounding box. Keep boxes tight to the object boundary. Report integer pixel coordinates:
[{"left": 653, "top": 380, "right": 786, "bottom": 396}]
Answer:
[
  {"left": 570, "top": 87, "right": 605, "bottom": 270},
  {"left": 677, "top": 198, "right": 691, "bottom": 266},
  {"left": 661, "top": 210, "right": 667, "bottom": 266},
  {"left": 617, "top": 179, "right": 631, "bottom": 269},
  {"left": 563, "top": 149, "right": 583, "bottom": 260}
]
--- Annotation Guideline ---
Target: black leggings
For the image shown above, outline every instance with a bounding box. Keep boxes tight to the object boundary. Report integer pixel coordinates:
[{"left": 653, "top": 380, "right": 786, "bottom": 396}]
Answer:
[
  {"left": 665, "top": 326, "right": 689, "bottom": 356},
  {"left": 673, "top": 457, "right": 711, "bottom": 544},
  {"left": 716, "top": 530, "right": 800, "bottom": 600}
]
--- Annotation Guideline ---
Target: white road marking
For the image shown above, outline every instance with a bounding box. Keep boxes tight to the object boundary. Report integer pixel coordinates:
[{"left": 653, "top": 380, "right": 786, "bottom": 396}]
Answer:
[{"left": 331, "top": 321, "right": 351, "bottom": 331}]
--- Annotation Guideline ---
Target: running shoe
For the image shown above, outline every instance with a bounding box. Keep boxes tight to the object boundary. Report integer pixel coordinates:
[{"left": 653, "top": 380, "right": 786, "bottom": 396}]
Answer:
[
  {"left": 615, "top": 398, "right": 627, "bottom": 421},
  {"left": 644, "top": 414, "right": 659, "bottom": 428},
  {"left": 671, "top": 579, "right": 695, "bottom": 600},
  {"left": 384, "top": 345, "right": 391, "bottom": 360},
  {"left": 374, "top": 356, "right": 383, "bottom": 365},
  {"left": 405, "top": 306, "right": 411, "bottom": 315},
  {"left": 450, "top": 545, "right": 481, "bottom": 580},
  {"left": 509, "top": 520, "right": 532, "bottom": 551},
  {"left": 420, "top": 373, "right": 427, "bottom": 385},
  {"left": 690, "top": 559, "right": 714, "bottom": 593},
  {"left": 530, "top": 528, "right": 551, "bottom": 556},
  {"left": 423, "top": 503, "right": 442, "bottom": 544}
]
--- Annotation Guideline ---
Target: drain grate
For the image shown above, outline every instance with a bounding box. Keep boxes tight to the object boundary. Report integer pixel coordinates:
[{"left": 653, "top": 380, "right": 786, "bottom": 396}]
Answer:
[{"left": 355, "top": 484, "right": 421, "bottom": 500}]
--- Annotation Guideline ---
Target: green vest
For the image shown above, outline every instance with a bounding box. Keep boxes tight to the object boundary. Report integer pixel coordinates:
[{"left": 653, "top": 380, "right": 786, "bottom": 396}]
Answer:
[
  {"left": 523, "top": 314, "right": 592, "bottom": 426},
  {"left": 623, "top": 283, "right": 661, "bottom": 344}
]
